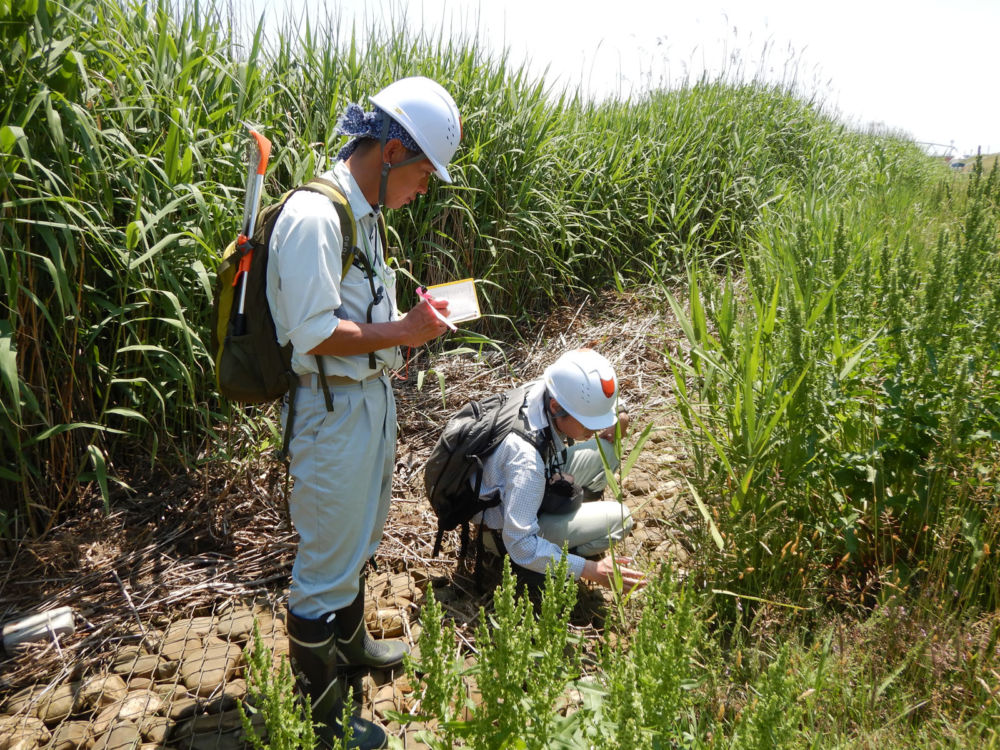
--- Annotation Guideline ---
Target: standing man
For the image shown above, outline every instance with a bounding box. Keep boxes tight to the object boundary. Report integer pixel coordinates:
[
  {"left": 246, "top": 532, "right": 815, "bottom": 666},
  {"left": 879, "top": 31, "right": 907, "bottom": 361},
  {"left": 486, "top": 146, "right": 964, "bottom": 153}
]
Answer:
[
  {"left": 266, "top": 77, "right": 461, "bottom": 749},
  {"left": 475, "top": 349, "right": 646, "bottom": 596}
]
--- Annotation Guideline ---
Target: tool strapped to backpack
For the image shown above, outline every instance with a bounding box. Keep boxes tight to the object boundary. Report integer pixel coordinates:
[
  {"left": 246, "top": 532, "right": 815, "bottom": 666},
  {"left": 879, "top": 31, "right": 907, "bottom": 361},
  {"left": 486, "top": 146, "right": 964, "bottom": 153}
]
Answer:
[
  {"left": 211, "top": 177, "right": 387, "bottom": 459},
  {"left": 423, "top": 385, "right": 554, "bottom": 578}
]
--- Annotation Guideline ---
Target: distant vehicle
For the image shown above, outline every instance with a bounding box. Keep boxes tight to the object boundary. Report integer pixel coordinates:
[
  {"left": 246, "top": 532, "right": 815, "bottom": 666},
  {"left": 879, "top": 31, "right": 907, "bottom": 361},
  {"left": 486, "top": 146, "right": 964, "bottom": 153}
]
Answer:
[{"left": 950, "top": 158, "right": 967, "bottom": 170}]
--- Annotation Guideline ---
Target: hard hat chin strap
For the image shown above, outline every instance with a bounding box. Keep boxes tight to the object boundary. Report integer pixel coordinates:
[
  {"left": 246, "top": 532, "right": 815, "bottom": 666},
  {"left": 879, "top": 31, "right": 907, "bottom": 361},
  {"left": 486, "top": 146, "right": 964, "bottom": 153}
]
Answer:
[{"left": 375, "top": 115, "right": 426, "bottom": 215}]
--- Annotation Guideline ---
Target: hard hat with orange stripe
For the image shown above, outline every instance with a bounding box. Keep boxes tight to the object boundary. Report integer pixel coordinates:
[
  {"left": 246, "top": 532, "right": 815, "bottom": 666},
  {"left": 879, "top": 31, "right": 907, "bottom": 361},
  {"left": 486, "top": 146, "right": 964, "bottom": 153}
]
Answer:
[{"left": 543, "top": 349, "right": 619, "bottom": 431}]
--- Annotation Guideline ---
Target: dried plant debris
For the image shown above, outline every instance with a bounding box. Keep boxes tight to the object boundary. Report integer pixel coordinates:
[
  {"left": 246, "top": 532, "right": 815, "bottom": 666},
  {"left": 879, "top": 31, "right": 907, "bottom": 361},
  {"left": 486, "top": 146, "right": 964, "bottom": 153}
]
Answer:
[{"left": 0, "top": 290, "right": 695, "bottom": 747}]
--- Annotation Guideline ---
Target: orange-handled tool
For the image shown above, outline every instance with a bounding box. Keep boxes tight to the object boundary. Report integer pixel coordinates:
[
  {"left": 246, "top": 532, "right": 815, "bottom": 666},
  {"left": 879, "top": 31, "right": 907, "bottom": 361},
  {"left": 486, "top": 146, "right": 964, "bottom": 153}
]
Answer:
[{"left": 232, "top": 127, "right": 272, "bottom": 336}]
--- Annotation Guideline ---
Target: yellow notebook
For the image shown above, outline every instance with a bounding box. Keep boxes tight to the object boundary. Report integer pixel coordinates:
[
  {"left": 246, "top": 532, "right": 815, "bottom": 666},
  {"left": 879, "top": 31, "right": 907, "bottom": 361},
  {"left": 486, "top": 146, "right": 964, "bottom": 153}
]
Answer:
[{"left": 426, "top": 278, "right": 481, "bottom": 324}]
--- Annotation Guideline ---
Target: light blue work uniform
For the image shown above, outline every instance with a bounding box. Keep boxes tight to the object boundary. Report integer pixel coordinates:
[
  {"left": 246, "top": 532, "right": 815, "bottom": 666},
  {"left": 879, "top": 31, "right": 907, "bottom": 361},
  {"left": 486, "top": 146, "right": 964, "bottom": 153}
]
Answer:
[{"left": 266, "top": 160, "right": 402, "bottom": 619}]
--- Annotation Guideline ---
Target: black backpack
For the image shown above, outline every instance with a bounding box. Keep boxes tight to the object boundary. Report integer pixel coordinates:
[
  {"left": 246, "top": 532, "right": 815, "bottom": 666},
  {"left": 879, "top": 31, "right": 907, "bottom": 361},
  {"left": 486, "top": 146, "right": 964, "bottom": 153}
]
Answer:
[
  {"left": 424, "top": 385, "right": 549, "bottom": 561},
  {"left": 210, "top": 177, "right": 386, "bottom": 456}
]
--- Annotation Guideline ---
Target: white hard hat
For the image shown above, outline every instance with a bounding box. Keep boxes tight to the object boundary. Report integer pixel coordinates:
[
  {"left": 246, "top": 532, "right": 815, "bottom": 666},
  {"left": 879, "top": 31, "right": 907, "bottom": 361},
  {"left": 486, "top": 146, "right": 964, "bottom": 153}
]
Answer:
[
  {"left": 370, "top": 76, "right": 461, "bottom": 183},
  {"left": 543, "top": 349, "right": 619, "bottom": 431}
]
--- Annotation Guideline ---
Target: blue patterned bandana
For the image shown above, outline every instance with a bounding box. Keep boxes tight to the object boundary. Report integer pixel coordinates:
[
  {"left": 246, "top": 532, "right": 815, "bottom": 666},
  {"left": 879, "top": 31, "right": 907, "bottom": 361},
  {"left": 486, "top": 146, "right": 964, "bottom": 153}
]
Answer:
[{"left": 335, "top": 103, "right": 422, "bottom": 161}]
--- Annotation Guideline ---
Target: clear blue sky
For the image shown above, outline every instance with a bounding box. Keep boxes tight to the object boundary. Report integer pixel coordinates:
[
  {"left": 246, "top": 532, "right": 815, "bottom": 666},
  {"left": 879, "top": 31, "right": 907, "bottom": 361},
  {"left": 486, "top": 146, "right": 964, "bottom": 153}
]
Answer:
[{"left": 238, "top": 0, "right": 996, "bottom": 157}]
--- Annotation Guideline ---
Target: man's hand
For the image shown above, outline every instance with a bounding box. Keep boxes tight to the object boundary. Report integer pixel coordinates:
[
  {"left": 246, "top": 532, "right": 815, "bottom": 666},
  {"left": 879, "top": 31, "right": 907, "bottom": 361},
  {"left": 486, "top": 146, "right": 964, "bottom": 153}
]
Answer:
[
  {"left": 549, "top": 471, "right": 575, "bottom": 485},
  {"left": 598, "top": 411, "right": 630, "bottom": 443},
  {"left": 581, "top": 554, "right": 646, "bottom": 592},
  {"left": 307, "top": 297, "right": 452, "bottom": 357},
  {"left": 400, "top": 298, "right": 451, "bottom": 346}
]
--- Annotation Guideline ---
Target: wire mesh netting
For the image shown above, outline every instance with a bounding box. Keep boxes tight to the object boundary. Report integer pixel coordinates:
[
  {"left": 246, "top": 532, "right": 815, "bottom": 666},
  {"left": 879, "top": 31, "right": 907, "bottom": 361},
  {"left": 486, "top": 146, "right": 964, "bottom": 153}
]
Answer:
[{"left": 0, "top": 573, "right": 434, "bottom": 749}]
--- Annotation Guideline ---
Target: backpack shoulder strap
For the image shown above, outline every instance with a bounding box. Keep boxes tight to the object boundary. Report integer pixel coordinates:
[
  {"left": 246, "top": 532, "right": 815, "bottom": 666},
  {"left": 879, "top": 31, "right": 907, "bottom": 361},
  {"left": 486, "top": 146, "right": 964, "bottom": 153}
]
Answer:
[
  {"left": 247, "top": 187, "right": 296, "bottom": 253},
  {"left": 298, "top": 177, "right": 358, "bottom": 281},
  {"left": 300, "top": 176, "right": 381, "bottom": 370},
  {"left": 500, "top": 386, "right": 547, "bottom": 452},
  {"left": 477, "top": 386, "right": 545, "bottom": 460}
]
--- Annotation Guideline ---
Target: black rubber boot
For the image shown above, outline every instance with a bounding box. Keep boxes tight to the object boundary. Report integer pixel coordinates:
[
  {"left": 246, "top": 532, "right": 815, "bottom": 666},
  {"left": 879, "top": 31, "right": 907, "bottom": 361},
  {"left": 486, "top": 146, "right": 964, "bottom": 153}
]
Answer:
[
  {"left": 333, "top": 576, "right": 409, "bottom": 669},
  {"left": 286, "top": 608, "right": 387, "bottom": 749},
  {"left": 511, "top": 562, "right": 546, "bottom": 611}
]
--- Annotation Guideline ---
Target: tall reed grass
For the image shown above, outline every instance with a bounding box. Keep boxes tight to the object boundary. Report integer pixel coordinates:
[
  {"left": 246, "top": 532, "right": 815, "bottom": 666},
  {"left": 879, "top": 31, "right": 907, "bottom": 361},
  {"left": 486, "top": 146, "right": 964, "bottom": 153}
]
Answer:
[{"left": 1, "top": 0, "right": 931, "bottom": 532}]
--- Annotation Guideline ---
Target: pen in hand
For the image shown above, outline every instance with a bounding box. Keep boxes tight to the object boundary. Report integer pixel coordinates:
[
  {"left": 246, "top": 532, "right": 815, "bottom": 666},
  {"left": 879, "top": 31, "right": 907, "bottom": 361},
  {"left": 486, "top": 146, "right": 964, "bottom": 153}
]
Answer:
[{"left": 416, "top": 286, "right": 457, "bottom": 331}]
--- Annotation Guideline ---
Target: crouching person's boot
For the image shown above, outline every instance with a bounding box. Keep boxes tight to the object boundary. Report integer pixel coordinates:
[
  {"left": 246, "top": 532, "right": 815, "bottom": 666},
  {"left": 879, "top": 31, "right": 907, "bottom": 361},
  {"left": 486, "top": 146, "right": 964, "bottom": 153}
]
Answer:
[
  {"left": 286, "top": 608, "right": 387, "bottom": 749},
  {"left": 333, "top": 576, "right": 409, "bottom": 669},
  {"left": 512, "top": 561, "right": 546, "bottom": 612}
]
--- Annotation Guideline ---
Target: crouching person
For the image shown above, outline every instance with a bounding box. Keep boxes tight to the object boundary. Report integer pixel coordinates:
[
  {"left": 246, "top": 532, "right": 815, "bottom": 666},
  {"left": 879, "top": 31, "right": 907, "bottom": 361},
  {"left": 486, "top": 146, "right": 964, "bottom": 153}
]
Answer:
[{"left": 476, "top": 349, "right": 646, "bottom": 596}]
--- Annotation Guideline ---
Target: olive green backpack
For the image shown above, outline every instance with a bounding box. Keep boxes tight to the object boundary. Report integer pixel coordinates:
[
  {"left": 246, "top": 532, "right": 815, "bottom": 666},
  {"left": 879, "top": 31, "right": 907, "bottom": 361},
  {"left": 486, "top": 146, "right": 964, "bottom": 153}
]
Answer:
[{"left": 210, "top": 177, "right": 387, "bottom": 457}]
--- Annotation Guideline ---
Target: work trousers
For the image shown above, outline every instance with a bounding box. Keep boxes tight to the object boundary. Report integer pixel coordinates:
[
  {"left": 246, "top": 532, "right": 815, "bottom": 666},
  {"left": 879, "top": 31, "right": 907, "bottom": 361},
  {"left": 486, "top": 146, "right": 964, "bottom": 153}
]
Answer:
[
  {"left": 486, "top": 437, "right": 634, "bottom": 558},
  {"left": 282, "top": 374, "right": 396, "bottom": 619}
]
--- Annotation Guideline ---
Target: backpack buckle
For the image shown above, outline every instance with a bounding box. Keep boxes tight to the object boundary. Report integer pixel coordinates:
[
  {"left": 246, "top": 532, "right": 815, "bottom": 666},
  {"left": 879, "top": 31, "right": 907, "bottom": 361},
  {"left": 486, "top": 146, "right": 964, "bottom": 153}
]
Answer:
[{"left": 236, "top": 234, "right": 254, "bottom": 256}]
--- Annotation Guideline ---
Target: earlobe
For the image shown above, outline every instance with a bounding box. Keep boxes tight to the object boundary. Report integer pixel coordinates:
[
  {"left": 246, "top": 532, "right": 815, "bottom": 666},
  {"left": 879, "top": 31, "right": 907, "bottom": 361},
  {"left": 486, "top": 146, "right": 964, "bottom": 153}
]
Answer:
[{"left": 382, "top": 138, "right": 403, "bottom": 164}]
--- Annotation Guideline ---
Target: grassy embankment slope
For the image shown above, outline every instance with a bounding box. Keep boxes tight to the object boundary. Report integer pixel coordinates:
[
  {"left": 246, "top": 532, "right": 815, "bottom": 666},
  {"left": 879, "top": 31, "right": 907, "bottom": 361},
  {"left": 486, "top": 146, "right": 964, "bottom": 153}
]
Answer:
[
  {"left": 956, "top": 152, "right": 1000, "bottom": 172},
  {"left": 2, "top": 0, "right": 999, "bottom": 746}
]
